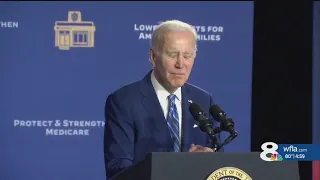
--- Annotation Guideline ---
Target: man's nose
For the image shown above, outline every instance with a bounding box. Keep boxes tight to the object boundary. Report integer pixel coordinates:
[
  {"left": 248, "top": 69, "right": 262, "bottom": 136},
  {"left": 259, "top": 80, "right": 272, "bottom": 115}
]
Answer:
[{"left": 175, "top": 56, "right": 184, "bottom": 68}]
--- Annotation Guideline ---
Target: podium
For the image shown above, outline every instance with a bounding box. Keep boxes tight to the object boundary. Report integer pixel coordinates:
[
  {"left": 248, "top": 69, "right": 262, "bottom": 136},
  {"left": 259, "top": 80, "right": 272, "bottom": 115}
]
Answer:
[{"left": 111, "top": 152, "right": 299, "bottom": 180}]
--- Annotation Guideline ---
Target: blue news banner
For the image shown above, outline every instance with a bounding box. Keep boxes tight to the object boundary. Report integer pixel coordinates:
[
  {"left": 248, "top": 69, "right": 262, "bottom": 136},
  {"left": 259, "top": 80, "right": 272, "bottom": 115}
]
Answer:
[{"left": 260, "top": 142, "right": 320, "bottom": 161}]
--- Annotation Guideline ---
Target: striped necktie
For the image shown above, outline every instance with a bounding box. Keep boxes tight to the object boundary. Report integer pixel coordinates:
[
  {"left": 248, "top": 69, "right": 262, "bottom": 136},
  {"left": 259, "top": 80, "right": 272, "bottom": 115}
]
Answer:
[{"left": 167, "top": 94, "right": 180, "bottom": 152}]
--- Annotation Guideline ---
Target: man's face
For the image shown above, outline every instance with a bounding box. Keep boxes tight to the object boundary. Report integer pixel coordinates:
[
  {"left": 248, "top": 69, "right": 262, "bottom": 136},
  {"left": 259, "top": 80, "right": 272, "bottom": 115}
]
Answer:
[{"left": 150, "top": 30, "right": 196, "bottom": 91}]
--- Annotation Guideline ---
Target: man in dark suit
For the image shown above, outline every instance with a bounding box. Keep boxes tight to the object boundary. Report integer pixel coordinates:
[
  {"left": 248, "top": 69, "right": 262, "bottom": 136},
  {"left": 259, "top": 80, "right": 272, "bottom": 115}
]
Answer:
[{"left": 104, "top": 20, "right": 223, "bottom": 178}]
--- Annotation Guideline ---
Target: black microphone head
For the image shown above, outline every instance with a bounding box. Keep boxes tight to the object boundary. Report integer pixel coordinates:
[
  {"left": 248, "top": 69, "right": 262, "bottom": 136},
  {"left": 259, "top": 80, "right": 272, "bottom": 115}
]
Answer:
[
  {"left": 189, "top": 102, "right": 205, "bottom": 120},
  {"left": 209, "top": 104, "right": 226, "bottom": 122},
  {"left": 189, "top": 102, "right": 214, "bottom": 134}
]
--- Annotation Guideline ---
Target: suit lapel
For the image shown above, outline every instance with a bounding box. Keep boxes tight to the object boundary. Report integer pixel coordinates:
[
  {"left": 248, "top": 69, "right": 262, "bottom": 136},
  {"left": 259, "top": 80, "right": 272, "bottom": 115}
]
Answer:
[
  {"left": 181, "top": 85, "right": 194, "bottom": 152},
  {"left": 139, "top": 71, "right": 171, "bottom": 146},
  {"left": 139, "top": 71, "right": 194, "bottom": 152}
]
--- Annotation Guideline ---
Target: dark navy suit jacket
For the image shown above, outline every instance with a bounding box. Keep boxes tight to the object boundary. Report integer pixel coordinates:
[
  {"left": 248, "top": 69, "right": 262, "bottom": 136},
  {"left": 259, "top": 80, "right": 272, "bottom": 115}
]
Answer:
[{"left": 104, "top": 70, "right": 222, "bottom": 178}]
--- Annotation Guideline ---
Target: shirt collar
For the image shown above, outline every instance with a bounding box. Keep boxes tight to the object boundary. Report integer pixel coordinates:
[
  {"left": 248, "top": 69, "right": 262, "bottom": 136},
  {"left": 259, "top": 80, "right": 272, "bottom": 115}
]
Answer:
[{"left": 150, "top": 71, "right": 182, "bottom": 102}]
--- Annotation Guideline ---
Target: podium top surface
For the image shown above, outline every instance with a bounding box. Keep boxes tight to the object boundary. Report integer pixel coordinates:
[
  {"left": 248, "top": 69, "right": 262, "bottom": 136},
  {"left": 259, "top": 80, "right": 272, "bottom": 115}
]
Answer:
[{"left": 113, "top": 152, "right": 300, "bottom": 180}]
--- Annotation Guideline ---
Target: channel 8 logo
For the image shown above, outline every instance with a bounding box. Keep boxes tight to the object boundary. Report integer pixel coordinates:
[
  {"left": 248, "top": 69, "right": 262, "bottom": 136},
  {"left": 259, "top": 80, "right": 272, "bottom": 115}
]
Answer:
[{"left": 260, "top": 142, "right": 283, "bottom": 161}]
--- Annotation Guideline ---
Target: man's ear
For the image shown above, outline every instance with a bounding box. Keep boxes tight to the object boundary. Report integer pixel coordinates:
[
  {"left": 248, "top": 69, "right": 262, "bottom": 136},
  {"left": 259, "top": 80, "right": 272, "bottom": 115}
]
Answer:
[{"left": 149, "top": 48, "right": 156, "bottom": 67}]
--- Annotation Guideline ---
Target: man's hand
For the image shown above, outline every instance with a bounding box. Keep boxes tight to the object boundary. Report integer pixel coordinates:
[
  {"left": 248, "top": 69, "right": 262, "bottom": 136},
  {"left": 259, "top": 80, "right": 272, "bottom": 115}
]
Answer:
[{"left": 188, "top": 144, "right": 215, "bottom": 152}]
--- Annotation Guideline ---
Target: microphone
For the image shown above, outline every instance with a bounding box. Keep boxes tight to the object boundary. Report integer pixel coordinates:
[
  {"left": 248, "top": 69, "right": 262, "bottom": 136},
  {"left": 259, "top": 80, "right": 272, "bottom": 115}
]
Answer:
[
  {"left": 189, "top": 102, "right": 221, "bottom": 150},
  {"left": 209, "top": 104, "right": 238, "bottom": 151},
  {"left": 209, "top": 105, "right": 237, "bottom": 136}
]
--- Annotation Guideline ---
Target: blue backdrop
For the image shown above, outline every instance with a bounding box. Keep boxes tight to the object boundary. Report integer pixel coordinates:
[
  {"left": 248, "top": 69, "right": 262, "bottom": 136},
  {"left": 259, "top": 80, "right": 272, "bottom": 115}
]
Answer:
[{"left": 0, "top": 2, "right": 253, "bottom": 180}]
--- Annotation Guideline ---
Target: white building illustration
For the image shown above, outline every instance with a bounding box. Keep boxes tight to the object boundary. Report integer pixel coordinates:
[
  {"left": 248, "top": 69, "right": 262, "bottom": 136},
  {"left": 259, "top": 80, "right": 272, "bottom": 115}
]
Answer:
[{"left": 54, "top": 11, "right": 95, "bottom": 50}]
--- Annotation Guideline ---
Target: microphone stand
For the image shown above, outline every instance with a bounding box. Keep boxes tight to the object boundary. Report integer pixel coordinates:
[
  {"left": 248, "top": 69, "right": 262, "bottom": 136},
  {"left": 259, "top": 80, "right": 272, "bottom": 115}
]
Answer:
[
  {"left": 215, "top": 118, "right": 238, "bottom": 152},
  {"left": 197, "top": 119, "right": 222, "bottom": 150},
  {"left": 211, "top": 127, "right": 222, "bottom": 150}
]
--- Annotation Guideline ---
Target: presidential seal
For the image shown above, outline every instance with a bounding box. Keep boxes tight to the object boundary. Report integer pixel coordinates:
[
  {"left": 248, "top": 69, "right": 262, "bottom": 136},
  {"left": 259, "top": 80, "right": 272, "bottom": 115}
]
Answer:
[{"left": 206, "top": 167, "right": 252, "bottom": 180}]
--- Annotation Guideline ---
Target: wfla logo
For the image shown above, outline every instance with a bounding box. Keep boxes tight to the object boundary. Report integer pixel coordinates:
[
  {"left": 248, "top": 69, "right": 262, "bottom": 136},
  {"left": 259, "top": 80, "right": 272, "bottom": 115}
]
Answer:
[
  {"left": 53, "top": 11, "right": 96, "bottom": 50},
  {"left": 260, "top": 142, "right": 283, "bottom": 161}
]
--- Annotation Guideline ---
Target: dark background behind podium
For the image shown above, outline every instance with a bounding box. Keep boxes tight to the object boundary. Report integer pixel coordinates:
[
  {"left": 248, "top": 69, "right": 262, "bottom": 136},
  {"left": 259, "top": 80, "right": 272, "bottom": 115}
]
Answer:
[{"left": 251, "top": 1, "right": 313, "bottom": 180}]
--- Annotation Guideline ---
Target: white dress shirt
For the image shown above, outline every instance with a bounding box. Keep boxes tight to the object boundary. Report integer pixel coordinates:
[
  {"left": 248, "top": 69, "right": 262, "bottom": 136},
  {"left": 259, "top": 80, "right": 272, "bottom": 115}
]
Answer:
[{"left": 150, "top": 71, "right": 182, "bottom": 150}]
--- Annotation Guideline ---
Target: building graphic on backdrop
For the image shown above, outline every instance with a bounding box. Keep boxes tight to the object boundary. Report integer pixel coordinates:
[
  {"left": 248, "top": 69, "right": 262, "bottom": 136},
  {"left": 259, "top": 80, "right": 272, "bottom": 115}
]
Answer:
[{"left": 54, "top": 11, "right": 95, "bottom": 50}]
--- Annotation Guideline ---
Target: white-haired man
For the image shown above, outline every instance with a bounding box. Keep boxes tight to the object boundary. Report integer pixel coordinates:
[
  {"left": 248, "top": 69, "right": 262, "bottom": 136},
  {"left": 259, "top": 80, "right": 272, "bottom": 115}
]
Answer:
[{"left": 104, "top": 20, "right": 223, "bottom": 179}]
